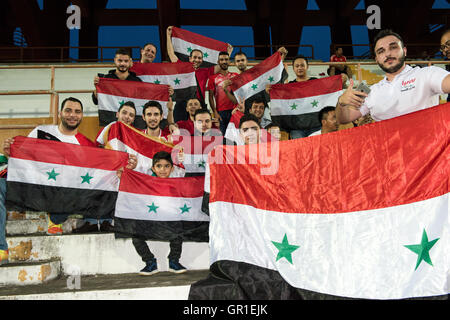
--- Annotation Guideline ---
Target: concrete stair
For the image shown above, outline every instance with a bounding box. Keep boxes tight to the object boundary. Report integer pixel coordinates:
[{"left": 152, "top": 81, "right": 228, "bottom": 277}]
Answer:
[{"left": 0, "top": 211, "right": 210, "bottom": 299}]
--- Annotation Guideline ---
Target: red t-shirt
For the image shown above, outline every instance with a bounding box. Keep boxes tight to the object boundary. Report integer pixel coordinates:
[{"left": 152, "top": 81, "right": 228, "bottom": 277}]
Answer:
[
  {"left": 330, "top": 55, "right": 347, "bottom": 63},
  {"left": 176, "top": 119, "right": 195, "bottom": 135},
  {"left": 207, "top": 72, "right": 239, "bottom": 111},
  {"left": 195, "top": 66, "right": 215, "bottom": 102}
]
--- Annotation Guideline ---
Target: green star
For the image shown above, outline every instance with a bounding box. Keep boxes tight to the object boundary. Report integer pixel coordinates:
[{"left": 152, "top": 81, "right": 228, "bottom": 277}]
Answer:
[
  {"left": 147, "top": 202, "right": 159, "bottom": 213},
  {"left": 187, "top": 47, "right": 193, "bottom": 53},
  {"left": 197, "top": 160, "right": 206, "bottom": 168},
  {"left": 179, "top": 203, "right": 191, "bottom": 214},
  {"left": 404, "top": 229, "right": 439, "bottom": 271},
  {"left": 46, "top": 168, "right": 60, "bottom": 181},
  {"left": 271, "top": 234, "right": 300, "bottom": 264},
  {"left": 203, "top": 52, "right": 209, "bottom": 58},
  {"left": 174, "top": 78, "right": 181, "bottom": 85},
  {"left": 80, "top": 172, "right": 93, "bottom": 184},
  {"left": 118, "top": 100, "right": 125, "bottom": 107},
  {"left": 311, "top": 100, "right": 319, "bottom": 108},
  {"left": 290, "top": 103, "right": 298, "bottom": 110},
  {"left": 154, "top": 79, "right": 161, "bottom": 84},
  {"left": 268, "top": 76, "right": 274, "bottom": 83},
  {"left": 251, "top": 83, "right": 258, "bottom": 90}
]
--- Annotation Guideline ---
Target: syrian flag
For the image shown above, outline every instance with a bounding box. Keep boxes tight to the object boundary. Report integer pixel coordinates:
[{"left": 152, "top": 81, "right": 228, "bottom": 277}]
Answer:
[
  {"left": 171, "top": 27, "right": 229, "bottom": 68},
  {"left": 102, "top": 121, "right": 185, "bottom": 177},
  {"left": 131, "top": 62, "right": 197, "bottom": 101},
  {"left": 95, "top": 78, "right": 169, "bottom": 129},
  {"left": 114, "top": 168, "right": 209, "bottom": 242},
  {"left": 229, "top": 52, "right": 284, "bottom": 103},
  {"left": 6, "top": 136, "right": 129, "bottom": 218},
  {"left": 172, "top": 135, "right": 224, "bottom": 175},
  {"left": 270, "top": 75, "right": 343, "bottom": 130},
  {"left": 190, "top": 103, "right": 450, "bottom": 300}
]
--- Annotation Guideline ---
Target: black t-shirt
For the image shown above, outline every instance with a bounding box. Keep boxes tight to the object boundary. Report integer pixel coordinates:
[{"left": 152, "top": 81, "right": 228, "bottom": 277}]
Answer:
[{"left": 288, "top": 77, "right": 318, "bottom": 83}]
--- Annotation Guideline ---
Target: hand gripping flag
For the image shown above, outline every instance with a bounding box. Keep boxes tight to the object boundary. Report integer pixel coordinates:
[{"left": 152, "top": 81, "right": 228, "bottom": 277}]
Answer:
[
  {"left": 114, "top": 168, "right": 209, "bottom": 242},
  {"left": 189, "top": 102, "right": 450, "bottom": 300},
  {"left": 95, "top": 78, "right": 169, "bottom": 129},
  {"left": 171, "top": 26, "right": 229, "bottom": 68},
  {"left": 6, "top": 136, "right": 129, "bottom": 218},
  {"left": 131, "top": 61, "right": 197, "bottom": 101},
  {"left": 270, "top": 75, "right": 343, "bottom": 131},
  {"left": 101, "top": 121, "right": 185, "bottom": 177}
]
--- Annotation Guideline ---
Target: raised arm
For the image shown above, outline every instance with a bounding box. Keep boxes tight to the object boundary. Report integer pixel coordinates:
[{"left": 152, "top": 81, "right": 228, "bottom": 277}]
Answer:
[{"left": 166, "top": 26, "right": 178, "bottom": 63}]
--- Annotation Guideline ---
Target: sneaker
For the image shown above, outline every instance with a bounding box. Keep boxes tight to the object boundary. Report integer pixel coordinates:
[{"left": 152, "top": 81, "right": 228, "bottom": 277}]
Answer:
[
  {"left": 139, "top": 259, "right": 158, "bottom": 276},
  {"left": 47, "top": 217, "right": 63, "bottom": 235},
  {"left": 0, "top": 250, "right": 8, "bottom": 266},
  {"left": 168, "top": 260, "right": 187, "bottom": 274},
  {"left": 99, "top": 221, "right": 114, "bottom": 233},
  {"left": 72, "top": 222, "right": 98, "bottom": 234}
]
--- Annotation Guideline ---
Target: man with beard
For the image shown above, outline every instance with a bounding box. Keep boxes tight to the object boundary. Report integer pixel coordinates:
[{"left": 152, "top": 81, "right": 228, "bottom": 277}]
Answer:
[
  {"left": 336, "top": 29, "right": 450, "bottom": 124},
  {"left": 207, "top": 51, "right": 239, "bottom": 134},
  {"left": 234, "top": 51, "right": 249, "bottom": 74},
  {"left": 141, "top": 101, "right": 172, "bottom": 143},
  {"left": 440, "top": 29, "right": 450, "bottom": 102}
]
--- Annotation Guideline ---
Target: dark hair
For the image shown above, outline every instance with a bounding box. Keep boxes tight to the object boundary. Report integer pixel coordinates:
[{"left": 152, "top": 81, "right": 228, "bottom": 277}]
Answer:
[
  {"left": 118, "top": 101, "right": 136, "bottom": 113},
  {"left": 218, "top": 51, "right": 229, "bottom": 57},
  {"left": 152, "top": 151, "right": 173, "bottom": 167},
  {"left": 234, "top": 51, "right": 248, "bottom": 59},
  {"left": 115, "top": 47, "right": 132, "bottom": 58},
  {"left": 373, "top": 29, "right": 404, "bottom": 51},
  {"left": 189, "top": 49, "right": 203, "bottom": 58},
  {"left": 193, "top": 108, "right": 211, "bottom": 120},
  {"left": 264, "top": 122, "right": 279, "bottom": 130},
  {"left": 318, "top": 106, "right": 336, "bottom": 123},
  {"left": 142, "top": 101, "right": 163, "bottom": 116},
  {"left": 142, "top": 43, "right": 157, "bottom": 51},
  {"left": 239, "top": 113, "right": 261, "bottom": 129},
  {"left": 292, "top": 54, "right": 308, "bottom": 66},
  {"left": 61, "top": 97, "right": 83, "bottom": 111}
]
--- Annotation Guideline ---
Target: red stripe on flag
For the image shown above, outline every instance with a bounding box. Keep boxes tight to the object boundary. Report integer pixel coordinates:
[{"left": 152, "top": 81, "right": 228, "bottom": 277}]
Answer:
[
  {"left": 172, "top": 135, "right": 224, "bottom": 155},
  {"left": 209, "top": 103, "right": 450, "bottom": 214},
  {"left": 270, "top": 75, "right": 342, "bottom": 100},
  {"left": 131, "top": 61, "right": 195, "bottom": 76},
  {"left": 171, "top": 27, "right": 228, "bottom": 52},
  {"left": 96, "top": 78, "right": 169, "bottom": 101},
  {"left": 229, "top": 52, "right": 282, "bottom": 91},
  {"left": 119, "top": 168, "right": 204, "bottom": 197},
  {"left": 10, "top": 136, "right": 129, "bottom": 170}
]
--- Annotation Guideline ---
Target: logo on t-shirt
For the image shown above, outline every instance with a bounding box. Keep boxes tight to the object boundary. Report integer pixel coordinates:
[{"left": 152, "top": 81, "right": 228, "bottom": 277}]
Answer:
[{"left": 400, "top": 78, "right": 416, "bottom": 92}]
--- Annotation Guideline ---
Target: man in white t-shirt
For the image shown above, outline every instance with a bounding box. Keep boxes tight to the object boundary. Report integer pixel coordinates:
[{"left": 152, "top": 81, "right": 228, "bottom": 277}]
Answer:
[{"left": 336, "top": 29, "right": 450, "bottom": 124}]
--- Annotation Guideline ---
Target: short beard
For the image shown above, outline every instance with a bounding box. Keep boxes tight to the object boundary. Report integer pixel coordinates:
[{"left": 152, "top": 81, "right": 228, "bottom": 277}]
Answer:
[
  {"left": 378, "top": 53, "right": 406, "bottom": 74},
  {"left": 61, "top": 119, "right": 80, "bottom": 131}
]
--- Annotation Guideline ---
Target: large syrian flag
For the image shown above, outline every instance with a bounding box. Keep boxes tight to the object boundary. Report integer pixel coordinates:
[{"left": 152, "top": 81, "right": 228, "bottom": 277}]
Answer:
[
  {"left": 190, "top": 103, "right": 450, "bottom": 300},
  {"left": 229, "top": 52, "right": 284, "bottom": 104},
  {"left": 114, "top": 168, "right": 209, "bottom": 242},
  {"left": 270, "top": 75, "right": 343, "bottom": 130},
  {"left": 95, "top": 78, "right": 169, "bottom": 129},
  {"left": 102, "top": 121, "right": 185, "bottom": 177},
  {"left": 6, "top": 136, "right": 129, "bottom": 218},
  {"left": 131, "top": 62, "right": 197, "bottom": 101},
  {"left": 171, "top": 27, "right": 229, "bottom": 68}
]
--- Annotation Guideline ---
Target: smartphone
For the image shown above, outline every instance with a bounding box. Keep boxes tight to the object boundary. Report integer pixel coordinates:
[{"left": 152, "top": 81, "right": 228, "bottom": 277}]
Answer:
[{"left": 356, "top": 82, "right": 371, "bottom": 95}]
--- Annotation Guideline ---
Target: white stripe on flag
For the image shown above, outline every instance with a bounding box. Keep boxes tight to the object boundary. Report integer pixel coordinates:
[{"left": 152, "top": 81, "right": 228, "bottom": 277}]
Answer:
[
  {"left": 7, "top": 158, "right": 119, "bottom": 192},
  {"left": 224, "top": 122, "right": 244, "bottom": 145},
  {"left": 209, "top": 194, "right": 449, "bottom": 299},
  {"left": 172, "top": 37, "right": 219, "bottom": 65},
  {"left": 138, "top": 73, "right": 196, "bottom": 89},
  {"left": 183, "top": 153, "right": 208, "bottom": 173},
  {"left": 115, "top": 191, "right": 209, "bottom": 222},
  {"left": 97, "top": 93, "right": 169, "bottom": 118}
]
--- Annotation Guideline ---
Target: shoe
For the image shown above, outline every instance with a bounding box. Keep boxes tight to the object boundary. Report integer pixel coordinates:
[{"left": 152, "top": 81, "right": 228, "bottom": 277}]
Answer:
[
  {"left": 168, "top": 260, "right": 187, "bottom": 274},
  {"left": 139, "top": 259, "right": 158, "bottom": 276},
  {"left": 72, "top": 222, "right": 98, "bottom": 234},
  {"left": 99, "top": 221, "right": 114, "bottom": 233},
  {"left": 47, "top": 217, "right": 63, "bottom": 235},
  {"left": 0, "top": 250, "right": 8, "bottom": 266}
]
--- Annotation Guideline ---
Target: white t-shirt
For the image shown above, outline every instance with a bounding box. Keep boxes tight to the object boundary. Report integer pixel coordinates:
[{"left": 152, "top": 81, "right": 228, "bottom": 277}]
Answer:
[
  {"left": 359, "top": 65, "right": 449, "bottom": 121},
  {"left": 309, "top": 130, "right": 322, "bottom": 136},
  {"left": 28, "top": 125, "right": 84, "bottom": 145}
]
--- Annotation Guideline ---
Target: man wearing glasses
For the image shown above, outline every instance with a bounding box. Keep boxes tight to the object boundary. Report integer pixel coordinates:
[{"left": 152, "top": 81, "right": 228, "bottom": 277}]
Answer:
[{"left": 440, "top": 29, "right": 450, "bottom": 102}]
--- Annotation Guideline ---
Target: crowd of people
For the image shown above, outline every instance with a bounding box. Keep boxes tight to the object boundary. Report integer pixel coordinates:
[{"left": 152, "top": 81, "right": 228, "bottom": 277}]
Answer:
[{"left": 0, "top": 28, "right": 449, "bottom": 276}]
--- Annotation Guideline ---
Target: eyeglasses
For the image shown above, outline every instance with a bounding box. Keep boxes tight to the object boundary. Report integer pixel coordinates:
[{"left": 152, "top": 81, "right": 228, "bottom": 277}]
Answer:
[{"left": 440, "top": 41, "right": 450, "bottom": 52}]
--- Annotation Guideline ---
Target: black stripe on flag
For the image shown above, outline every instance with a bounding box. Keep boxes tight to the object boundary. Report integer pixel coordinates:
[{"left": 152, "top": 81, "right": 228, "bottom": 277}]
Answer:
[{"left": 271, "top": 112, "right": 321, "bottom": 131}]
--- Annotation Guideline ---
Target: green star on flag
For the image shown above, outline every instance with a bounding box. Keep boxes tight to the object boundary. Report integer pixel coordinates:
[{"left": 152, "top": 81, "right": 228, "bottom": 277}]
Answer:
[
  {"left": 118, "top": 100, "right": 125, "bottom": 107},
  {"left": 197, "top": 160, "right": 206, "bottom": 168},
  {"left": 268, "top": 76, "right": 274, "bottom": 83},
  {"left": 46, "top": 169, "right": 60, "bottom": 181},
  {"left": 147, "top": 202, "right": 159, "bottom": 213},
  {"left": 179, "top": 203, "right": 191, "bottom": 214},
  {"left": 271, "top": 234, "right": 300, "bottom": 264},
  {"left": 203, "top": 52, "right": 209, "bottom": 58},
  {"left": 404, "top": 229, "right": 439, "bottom": 271},
  {"left": 290, "top": 103, "right": 298, "bottom": 111},
  {"left": 187, "top": 47, "right": 192, "bottom": 53},
  {"left": 174, "top": 78, "right": 181, "bottom": 85},
  {"left": 154, "top": 79, "right": 161, "bottom": 84},
  {"left": 80, "top": 172, "right": 93, "bottom": 184},
  {"left": 251, "top": 83, "right": 258, "bottom": 90},
  {"left": 311, "top": 100, "right": 319, "bottom": 108}
]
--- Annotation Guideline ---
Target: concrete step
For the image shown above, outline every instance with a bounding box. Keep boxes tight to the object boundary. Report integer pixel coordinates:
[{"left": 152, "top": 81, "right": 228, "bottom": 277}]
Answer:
[
  {"left": 6, "top": 211, "right": 48, "bottom": 221},
  {"left": 6, "top": 217, "right": 82, "bottom": 235},
  {"left": 0, "top": 269, "right": 209, "bottom": 300},
  {"left": 0, "top": 259, "right": 61, "bottom": 286},
  {"left": 5, "top": 233, "right": 210, "bottom": 276}
]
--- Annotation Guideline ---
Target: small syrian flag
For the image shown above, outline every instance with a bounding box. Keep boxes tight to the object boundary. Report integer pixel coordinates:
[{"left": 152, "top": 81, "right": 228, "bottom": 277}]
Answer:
[
  {"left": 229, "top": 52, "right": 284, "bottom": 103},
  {"left": 6, "top": 136, "right": 129, "bottom": 218},
  {"left": 190, "top": 103, "right": 450, "bottom": 300},
  {"left": 102, "top": 121, "right": 185, "bottom": 177},
  {"left": 224, "top": 110, "right": 244, "bottom": 145},
  {"left": 131, "top": 62, "right": 197, "bottom": 101},
  {"left": 114, "top": 168, "right": 209, "bottom": 242},
  {"left": 171, "top": 26, "right": 229, "bottom": 68},
  {"left": 96, "top": 78, "right": 169, "bottom": 129},
  {"left": 270, "top": 75, "right": 343, "bottom": 131},
  {"left": 172, "top": 135, "right": 224, "bottom": 175}
]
